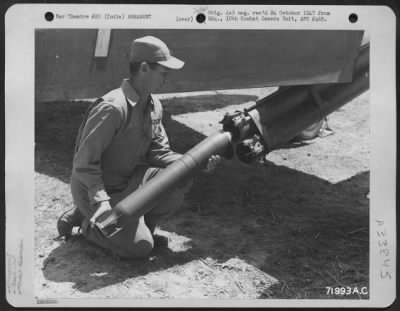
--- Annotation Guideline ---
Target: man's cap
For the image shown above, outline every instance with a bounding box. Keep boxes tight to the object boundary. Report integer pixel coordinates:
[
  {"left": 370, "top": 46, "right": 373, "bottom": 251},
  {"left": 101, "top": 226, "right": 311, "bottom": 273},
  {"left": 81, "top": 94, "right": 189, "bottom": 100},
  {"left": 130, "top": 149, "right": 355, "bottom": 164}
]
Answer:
[{"left": 130, "top": 36, "right": 184, "bottom": 70}]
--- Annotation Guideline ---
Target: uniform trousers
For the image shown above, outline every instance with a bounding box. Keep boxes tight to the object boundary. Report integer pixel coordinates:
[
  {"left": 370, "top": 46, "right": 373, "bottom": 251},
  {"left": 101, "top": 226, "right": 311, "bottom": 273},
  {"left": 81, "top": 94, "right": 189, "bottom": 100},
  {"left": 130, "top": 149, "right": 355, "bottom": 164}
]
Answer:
[{"left": 71, "top": 166, "right": 192, "bottom": 259}]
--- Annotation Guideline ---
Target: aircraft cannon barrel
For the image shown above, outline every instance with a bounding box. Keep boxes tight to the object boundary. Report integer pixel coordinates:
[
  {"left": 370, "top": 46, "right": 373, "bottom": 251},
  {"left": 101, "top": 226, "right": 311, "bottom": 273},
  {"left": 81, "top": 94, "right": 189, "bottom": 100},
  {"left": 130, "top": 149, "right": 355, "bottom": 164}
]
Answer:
[{"left": 97, "top": 131, "right": 233, "bottom": 236}]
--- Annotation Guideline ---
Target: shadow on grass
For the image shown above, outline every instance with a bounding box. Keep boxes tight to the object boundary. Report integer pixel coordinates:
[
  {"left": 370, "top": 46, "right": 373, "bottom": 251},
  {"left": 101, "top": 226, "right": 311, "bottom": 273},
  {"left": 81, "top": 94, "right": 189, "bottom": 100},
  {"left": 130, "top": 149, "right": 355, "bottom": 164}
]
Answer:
[
  {"left": 41, "top": 167, "right": 369, "bottom": 296},
  {"left": 41, "top": 235, "right": 200, "bottom": 293},
  {"left": 36, "top": 95, "right": 369, "bottom": 297}
]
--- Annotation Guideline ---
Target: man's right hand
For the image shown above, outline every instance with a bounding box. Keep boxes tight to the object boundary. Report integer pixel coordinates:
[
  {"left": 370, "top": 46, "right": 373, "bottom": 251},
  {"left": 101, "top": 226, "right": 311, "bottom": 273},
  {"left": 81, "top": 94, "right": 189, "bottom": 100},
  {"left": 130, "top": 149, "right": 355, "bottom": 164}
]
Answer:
[{"left": 90, "top": 201, "right": 112, "bottom": 228}]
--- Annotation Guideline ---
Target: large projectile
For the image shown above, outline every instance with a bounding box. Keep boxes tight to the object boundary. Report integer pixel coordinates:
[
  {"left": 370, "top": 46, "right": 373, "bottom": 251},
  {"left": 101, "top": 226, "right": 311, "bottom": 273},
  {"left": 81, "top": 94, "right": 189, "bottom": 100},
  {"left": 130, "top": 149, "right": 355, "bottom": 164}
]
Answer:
[{"left": 97, "top": 131, "right": 233, "bottom": 236}]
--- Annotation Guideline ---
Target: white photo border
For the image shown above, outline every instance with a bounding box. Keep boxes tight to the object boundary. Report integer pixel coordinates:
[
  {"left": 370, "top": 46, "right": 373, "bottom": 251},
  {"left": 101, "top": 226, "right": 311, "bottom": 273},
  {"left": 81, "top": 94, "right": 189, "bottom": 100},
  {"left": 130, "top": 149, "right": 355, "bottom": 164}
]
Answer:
[{"left": 5, "top": 3, "right": 397, "bottom": 308}]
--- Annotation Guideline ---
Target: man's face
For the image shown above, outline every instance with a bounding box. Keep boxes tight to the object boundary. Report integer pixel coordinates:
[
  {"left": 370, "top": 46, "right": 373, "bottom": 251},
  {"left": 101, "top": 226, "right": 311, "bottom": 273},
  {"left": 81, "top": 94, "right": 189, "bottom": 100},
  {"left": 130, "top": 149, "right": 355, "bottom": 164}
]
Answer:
[{"left": 146, "top": 64, "right": 171, "bottom": 93}]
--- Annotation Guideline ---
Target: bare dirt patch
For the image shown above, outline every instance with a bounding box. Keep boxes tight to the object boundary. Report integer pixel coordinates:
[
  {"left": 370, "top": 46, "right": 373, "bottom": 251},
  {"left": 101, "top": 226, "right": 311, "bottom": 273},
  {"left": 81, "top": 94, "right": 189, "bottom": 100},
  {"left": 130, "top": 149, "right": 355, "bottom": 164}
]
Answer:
[{"left": 35, "top": 88, "right": 369, "bottom": 300}]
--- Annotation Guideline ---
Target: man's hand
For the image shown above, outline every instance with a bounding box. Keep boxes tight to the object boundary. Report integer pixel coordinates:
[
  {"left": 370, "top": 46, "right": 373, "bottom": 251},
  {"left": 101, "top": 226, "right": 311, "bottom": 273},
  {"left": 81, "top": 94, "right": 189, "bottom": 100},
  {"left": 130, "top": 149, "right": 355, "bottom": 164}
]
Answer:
[
  {"left": 203, "top": 155, "right": 222, "bottom": 173},
  {"left": 90, "top": 201, "right": 112, "bottom": 228}
]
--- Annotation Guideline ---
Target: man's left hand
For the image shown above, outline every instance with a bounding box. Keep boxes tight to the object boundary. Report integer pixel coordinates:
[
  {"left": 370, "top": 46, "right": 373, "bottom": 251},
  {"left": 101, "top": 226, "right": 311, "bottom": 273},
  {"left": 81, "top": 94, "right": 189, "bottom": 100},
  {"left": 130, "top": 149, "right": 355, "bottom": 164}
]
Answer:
[{"left": 203, "top": 155, "right": 221, "bottom": 173}]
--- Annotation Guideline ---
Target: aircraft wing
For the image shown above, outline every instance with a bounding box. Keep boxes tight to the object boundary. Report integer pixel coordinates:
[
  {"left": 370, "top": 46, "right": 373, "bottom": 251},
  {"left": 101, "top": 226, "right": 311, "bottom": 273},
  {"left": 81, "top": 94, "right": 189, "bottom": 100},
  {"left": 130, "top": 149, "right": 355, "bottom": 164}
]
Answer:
[{"left": 35, "top": 29, "right": 364, "bottom": 101}]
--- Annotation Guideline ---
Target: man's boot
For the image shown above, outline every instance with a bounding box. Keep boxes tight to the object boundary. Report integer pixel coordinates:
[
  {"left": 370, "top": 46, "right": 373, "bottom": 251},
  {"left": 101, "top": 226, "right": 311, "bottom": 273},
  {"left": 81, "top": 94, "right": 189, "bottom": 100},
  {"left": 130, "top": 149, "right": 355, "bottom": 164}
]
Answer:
[
  {"left": 144, "top": 217, "right": 168, "bottom": 248},
  {"left": 57, "top": 207, "right": 84, "bottom": 239}
]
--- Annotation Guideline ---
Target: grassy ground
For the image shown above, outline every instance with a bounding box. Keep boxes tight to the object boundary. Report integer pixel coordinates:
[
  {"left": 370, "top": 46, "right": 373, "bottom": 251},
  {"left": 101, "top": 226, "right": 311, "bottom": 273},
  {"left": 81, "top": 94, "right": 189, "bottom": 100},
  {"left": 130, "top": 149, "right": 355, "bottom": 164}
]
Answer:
[{"left": 34, "top": 88, "right": 369, "bottom": 301}]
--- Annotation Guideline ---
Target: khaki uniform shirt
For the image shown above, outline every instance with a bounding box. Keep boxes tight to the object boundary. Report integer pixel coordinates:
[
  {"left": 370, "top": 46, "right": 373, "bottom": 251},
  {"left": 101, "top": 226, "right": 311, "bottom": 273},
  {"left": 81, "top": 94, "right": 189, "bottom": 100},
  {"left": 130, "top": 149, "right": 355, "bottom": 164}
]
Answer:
[{"left": 72, "top": 79, "right": 181, "bottom": 206}]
